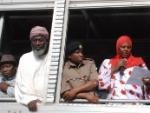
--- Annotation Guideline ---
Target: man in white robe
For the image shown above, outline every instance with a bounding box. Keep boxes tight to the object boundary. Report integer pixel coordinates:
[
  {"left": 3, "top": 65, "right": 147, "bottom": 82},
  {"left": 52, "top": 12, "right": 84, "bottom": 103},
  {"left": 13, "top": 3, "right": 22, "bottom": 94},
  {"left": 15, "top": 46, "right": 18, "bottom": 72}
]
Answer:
[{"left": 15, "top": 26, "right": 50, "bottom": 112}]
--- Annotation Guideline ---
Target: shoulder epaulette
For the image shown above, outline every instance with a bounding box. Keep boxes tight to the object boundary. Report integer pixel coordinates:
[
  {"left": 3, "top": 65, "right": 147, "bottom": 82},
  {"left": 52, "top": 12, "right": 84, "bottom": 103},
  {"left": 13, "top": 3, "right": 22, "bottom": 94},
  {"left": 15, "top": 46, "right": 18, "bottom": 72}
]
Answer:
[{"left": 84, "top": 58, "right": 94, "bottom": 61}]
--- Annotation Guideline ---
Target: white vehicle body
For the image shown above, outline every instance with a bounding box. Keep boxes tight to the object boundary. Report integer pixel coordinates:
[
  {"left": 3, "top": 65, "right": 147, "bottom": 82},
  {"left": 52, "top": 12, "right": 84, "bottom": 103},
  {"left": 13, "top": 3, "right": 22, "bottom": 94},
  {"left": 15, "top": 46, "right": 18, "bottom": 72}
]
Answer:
[{"left": 0, "top": 0, "right": 150, "bottom": 113}]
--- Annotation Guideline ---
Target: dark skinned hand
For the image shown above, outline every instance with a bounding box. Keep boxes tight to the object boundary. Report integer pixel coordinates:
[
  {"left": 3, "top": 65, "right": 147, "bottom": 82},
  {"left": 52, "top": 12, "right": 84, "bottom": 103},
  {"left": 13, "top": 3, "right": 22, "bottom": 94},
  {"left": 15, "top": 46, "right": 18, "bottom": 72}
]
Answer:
[
  {"left": 27, "top": 100, "right": 41, "bottom": 112},
  {"left": 143, "top": 77, "right": 150, "bottom": 94},
  {"left": 0, "top": 82, "right": 9, "bottom": 93}
]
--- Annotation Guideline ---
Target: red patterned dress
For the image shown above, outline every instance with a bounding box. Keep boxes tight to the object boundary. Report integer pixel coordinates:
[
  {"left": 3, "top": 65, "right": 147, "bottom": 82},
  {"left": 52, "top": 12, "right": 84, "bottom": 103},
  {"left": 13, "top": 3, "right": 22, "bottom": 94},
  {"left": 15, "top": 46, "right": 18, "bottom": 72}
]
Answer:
[{"left": 98, "top": 59, "right": 150, "bottom": 99}]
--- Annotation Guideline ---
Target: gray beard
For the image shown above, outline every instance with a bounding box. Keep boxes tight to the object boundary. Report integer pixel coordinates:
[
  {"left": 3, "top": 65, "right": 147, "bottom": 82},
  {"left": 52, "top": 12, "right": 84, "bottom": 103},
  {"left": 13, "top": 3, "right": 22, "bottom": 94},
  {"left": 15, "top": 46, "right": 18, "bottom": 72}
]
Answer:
[
  {"left": 32, "top": 44, "right": 48, "bottom": 57},
  {"left": 33, "top": 48, "right": 46, "bottom": 56}
]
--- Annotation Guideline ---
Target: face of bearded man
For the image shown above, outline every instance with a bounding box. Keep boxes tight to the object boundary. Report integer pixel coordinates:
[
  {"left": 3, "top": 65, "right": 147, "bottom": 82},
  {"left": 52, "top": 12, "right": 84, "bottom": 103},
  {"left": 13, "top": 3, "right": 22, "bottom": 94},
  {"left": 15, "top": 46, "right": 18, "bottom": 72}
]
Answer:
[{"left": 31, "top": 35, "right": 49, "bottom": 57}]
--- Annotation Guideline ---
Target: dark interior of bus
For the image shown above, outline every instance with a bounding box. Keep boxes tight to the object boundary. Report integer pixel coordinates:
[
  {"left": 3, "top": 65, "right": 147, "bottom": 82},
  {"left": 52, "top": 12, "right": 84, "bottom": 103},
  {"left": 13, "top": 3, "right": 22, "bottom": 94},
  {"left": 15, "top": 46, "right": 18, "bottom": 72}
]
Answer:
[
  {"left": 67, "top": 7, "right": 150, "bottom": 70},
  {"left": 1, "top": 7, "right": 150, "bottom": 69},
  {"left": 1, "top": 7, "right": 150, "bottom": 68},
  {"left": 1, "top": 10, "right": 53, "bottom": 62}
]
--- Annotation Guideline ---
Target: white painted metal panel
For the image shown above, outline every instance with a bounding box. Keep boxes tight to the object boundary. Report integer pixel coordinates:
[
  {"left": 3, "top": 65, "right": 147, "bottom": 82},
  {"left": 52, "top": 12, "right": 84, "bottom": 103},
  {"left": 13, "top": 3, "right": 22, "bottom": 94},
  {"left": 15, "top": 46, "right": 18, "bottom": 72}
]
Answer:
[
  {"left": 46, "top": 1, "right": 66, "bottom": 102},
  {"left": 50, "top": 66, "right": 58, "bottom": 70},
  {"left": 0, "top": 103, "right": 150, "bottom": 113},
  {"left": 51, "top": 56, "right": 60, "bottom": 61},
  {"left": 1, "top": 0, "right": 150, "bottom": 11},
  {"left": 0, "top": 0, "right": 54, "bottom": 11},
  {"left": 1, "top": 0, "right": 54, "bottom": 3},
  {"left": 13, "top": 0, "right": 53, "bottom": 2},
  {"left": 48, "top": 75, "right": 57, "bottom": 79},
  {"left": 69, "top": 0, "right": 150, "bottom": 8},
  {"left": 49, "top": 71, "right": 58, "bottom": 75},
  {"left": 47, "top": 79, "right": 57, "bottom": 84}
]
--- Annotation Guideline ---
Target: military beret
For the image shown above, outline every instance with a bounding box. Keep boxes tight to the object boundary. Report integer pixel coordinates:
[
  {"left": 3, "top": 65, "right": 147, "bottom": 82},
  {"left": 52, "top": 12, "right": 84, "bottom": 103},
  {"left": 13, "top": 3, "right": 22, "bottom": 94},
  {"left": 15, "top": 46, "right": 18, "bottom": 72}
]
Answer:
[{"left": 66, "top": 41, "right": 83, "bottom": 56}]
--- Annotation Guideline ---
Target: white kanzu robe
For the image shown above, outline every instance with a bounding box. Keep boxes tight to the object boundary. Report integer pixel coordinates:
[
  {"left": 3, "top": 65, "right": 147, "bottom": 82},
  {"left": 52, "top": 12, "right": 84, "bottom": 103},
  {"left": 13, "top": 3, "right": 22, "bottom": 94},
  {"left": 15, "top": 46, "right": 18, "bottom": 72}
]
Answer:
[{"left": 15, "top": 51, "right": 49, "bottom": 105}]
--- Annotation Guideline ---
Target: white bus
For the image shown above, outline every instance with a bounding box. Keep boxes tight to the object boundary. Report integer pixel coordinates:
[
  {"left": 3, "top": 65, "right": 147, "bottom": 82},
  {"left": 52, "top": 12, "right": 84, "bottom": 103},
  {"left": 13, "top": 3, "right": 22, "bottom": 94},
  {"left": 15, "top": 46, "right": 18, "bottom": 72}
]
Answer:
[{"left": 0, "top": 0, "right": 150, "bottom": 113}]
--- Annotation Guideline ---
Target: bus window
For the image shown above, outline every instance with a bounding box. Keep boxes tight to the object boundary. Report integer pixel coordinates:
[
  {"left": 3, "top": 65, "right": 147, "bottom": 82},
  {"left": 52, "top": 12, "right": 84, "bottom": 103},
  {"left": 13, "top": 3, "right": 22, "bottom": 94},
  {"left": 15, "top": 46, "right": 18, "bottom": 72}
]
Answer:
[
  {"left": 0, "top": 10, "right": 53, "bottom": 101},
  {"left": 1, "top": 10, "right": 53, "bottom": 60},
  {"left": 67, "top": 8, "right": 150, "bottom": 69},
  {"left": 63, "top": 7, "right": 150, "bottom": 102}
]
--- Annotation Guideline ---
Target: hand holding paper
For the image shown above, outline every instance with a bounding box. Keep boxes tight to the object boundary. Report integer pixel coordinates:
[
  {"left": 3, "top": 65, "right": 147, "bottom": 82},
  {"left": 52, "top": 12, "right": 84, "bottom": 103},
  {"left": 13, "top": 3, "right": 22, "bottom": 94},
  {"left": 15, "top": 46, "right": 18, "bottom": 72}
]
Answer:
[{"left": 143, "top": 77, "right": 150, "bottom": 86}]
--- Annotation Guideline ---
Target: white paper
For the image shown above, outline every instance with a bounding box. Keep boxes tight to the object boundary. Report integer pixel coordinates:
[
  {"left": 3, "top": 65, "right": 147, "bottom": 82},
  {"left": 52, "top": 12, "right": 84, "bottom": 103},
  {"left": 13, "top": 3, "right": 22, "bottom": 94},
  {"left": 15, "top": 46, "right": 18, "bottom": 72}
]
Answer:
[{"left": 126, "top": 66, "right": 150, "bottom": 86}]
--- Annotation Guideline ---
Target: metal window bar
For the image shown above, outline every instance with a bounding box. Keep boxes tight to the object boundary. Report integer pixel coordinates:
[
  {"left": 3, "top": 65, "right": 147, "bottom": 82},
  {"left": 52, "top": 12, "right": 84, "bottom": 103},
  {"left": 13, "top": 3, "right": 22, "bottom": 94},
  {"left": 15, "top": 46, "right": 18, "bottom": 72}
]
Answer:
[
  {"left": 55, "top": 0, "right": 69, "bottom": 103},
  {"left": 0, "top": 98, "right": 16, "bottom": 102},
  {"left": 0, "top": 16, "right": 4, "bottom": 48},
  {"left": 1, "top": 98, "right": 150, "bottom": 104},
  {"left": 60, "top": 99, "right": 150, "bottom": 104},
  {"left": 46, "top": 0, "right": 69, "bottom": 103}
]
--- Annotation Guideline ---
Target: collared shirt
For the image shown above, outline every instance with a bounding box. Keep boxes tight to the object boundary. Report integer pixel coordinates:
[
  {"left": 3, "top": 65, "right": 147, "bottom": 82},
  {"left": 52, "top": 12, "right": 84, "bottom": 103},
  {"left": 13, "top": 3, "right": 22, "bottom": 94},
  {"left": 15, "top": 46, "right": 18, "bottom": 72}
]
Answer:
[
  {"left": 0, "top": 75, "right": 15, "bottom": 97},
  {"left": 61, "top": 58, "right": 98, "bottom": 95}
]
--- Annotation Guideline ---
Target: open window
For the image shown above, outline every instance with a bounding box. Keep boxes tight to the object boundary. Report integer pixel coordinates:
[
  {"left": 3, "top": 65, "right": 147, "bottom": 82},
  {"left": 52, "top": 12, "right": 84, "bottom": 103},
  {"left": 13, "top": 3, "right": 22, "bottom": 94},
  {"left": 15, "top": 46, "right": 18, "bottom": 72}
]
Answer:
[
  {"left": 63, "top": 6, "right": 150, "bottom": 102},
  {"left": 0, "top": 10, "right": 53, "bottom": 101},
  {"left": 1, "top": 10, "right": 53, "bottom": 60},
  {"left": 67, "top": 7, "right": 150, "bottom": 69}
]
